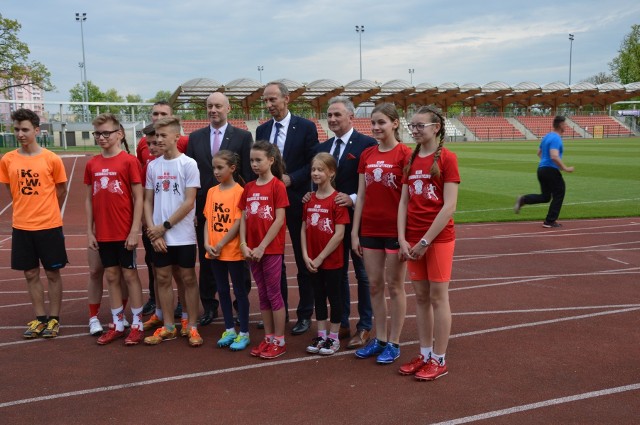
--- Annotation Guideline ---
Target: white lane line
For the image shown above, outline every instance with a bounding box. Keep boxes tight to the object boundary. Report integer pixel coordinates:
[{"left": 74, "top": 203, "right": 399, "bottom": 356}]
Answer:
[
  {"left": 60, "top": 156, "right": 79, "bottom": 218},
  {"left": 430, "top": 383, "right": 640, "bottom": 425},
  {"left": 607, "top": 257, "right": 630, "bottom": 265},
  {"left": 0, "top": 202, "right": 11, "bottom": 216},
  {"left": 0, "top": 306, "right": 637, "bottom": 407},
  {"left": 456, "top": 198, "right": 640, "bottom": 214}
]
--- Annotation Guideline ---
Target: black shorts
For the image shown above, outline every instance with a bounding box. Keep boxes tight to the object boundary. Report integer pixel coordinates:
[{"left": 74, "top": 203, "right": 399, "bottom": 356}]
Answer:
[
  {"left": 11, "top": 227, "right": 68, "bottom": 271},
  {"left": 359, "top": 236, "right": 400, "bottom": 253},
  {"left": 153, "top": 245, "right": 196, "bottom": 268},
  {"left": 97, "top": 241, "right": 137, "bottom": 269}
]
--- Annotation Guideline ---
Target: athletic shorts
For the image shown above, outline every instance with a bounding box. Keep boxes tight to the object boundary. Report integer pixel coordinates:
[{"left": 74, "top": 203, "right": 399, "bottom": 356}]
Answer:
[
  {"left": 406, "top": 240, "right": 455, "bottom": 283},
  {"left": 97, "top": 241, "right": 137, "bottom": 269},
  {"left": 153, "top": 244, "right": 196, "bottom": 268},
  {"left": 360, "top": 236, "right": 400, "bottom": 253},
  {"left": 11, "top": 227, "right": 68, "bottom": 271}
]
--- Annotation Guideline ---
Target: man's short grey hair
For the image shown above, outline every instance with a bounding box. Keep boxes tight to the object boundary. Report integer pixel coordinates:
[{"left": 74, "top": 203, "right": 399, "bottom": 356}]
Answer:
[
  {"left": 328, "top": 96, "right": 355, "bottom": 115},
  {"left": 265, "top": 81, "right": 289, "bottom": 97}
]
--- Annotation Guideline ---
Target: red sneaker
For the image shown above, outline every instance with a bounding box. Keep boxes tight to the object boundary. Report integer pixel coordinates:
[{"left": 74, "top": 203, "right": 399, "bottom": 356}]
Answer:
[
  {"left": 415, "top": 358, "right": 448, "bottom": 381},
  {"left": 97, "top": 324, "right": 125, "bottom": 345},
  {"left": 398, "top": 354, "right": 426, "bottom": 375},
  {"left": 124, "top": 325, "right": 144, "bottom": 346},
  {"left": 250, "top": 338, "right": 271, "bottom": 357},
  {"left": 260, "top": 342, "right": 287, "bottom": 359}
]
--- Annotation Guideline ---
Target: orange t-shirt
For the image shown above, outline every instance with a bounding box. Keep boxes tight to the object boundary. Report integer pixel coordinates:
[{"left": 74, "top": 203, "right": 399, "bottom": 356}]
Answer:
[
  {"left": 202, "top": 182, "right": 244, "bottom": 261},
  {"left": 0, "top": 148, "right": 67, "bottom": 230}
]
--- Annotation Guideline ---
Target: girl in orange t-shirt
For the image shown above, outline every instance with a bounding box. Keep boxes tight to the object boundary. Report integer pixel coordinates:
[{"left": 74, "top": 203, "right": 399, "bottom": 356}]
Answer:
[{"left": 203, "top": 150, "right": 249, "bottom": 351}]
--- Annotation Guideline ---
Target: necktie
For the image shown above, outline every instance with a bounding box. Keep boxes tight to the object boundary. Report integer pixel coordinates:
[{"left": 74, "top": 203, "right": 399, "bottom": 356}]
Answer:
[
  {"left": 273, "top": 122, "right": 283, "bottom": 146},
  {"left": 212, "top": 129, "right": 221, "bottom": 156},
  {"left": 332, "top": 138, "right": 343, "bottom": 162}
]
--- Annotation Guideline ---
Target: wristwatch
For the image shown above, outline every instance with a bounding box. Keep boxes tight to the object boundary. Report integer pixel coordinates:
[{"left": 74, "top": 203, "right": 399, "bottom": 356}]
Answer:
[
  {"left": 163, "top": 221, "right": 172, "bottom": 230},
  {"left": 419, "top": 239, "right": 430, "bottom": 248}
]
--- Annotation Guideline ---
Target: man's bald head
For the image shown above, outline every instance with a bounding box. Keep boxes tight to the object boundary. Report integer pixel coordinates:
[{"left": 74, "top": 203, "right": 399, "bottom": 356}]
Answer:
[{"left": 206, "top": 92, "right": 231, "bottom": 129}]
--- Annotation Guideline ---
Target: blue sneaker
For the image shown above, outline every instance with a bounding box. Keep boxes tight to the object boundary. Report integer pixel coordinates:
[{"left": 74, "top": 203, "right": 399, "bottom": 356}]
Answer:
[
  {"left": 217, "top": 330, "right": 238, "bottom": 348},
  {"left": 230, "top": 334, "right": 250, "bottom": 351},
  {"left": 355, "top": 338, "right": 385, "bottom": 359},
  {"left": 376, "top": 343, "right": 400, "bottom": 364}
]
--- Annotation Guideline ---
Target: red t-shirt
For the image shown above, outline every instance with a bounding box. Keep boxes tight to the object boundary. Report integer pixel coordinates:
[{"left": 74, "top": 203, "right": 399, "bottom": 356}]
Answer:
[
  {"left": 84, "top": 151, "right": 143, "bottom": 241},
  {"left": 357, "top": 143, "right": 412, "bottom": 237},
  {"left": 302, "top": 191, "right": 350, "bottom": 270},
  {"left": 239, "top": 178, "right": 289, "bottom": 255},
  {"left": 402, "top": 148, "right": 460, "bottom": 244},
  {"left": 137, "top": 135, "right": 188, "bottom": 177}
]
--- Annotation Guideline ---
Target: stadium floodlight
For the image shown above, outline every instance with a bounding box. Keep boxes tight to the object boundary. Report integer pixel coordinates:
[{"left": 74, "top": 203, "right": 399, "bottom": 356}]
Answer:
[
  {"left": 76, "top": 13, "right": 89, "bottom": 121},
  {"left": 257, "top": 66, "right": 264, "bottom": 83},
  {"left": 355, "top": 25, "right": 365, "bottom": 80},
  {"left": 569, "top": 34, "right": 574, "bottom": 86},
  {"left": 408, "top": 68, "right": 415, "bottom": 85}
]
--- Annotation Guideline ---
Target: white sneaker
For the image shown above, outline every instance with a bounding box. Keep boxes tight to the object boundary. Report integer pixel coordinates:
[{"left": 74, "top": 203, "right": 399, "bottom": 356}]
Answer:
[
  {"left": 89, "top": 316, "right": 103, "bottom": 336},
  {"left": 319, "top": 337, "right": 340, "bottom": 355}
]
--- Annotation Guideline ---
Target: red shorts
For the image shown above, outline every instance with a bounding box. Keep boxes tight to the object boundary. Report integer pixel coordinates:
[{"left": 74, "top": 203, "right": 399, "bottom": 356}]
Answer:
[{"left": 406, "top": 240, "right": 455, "bottom": 283}]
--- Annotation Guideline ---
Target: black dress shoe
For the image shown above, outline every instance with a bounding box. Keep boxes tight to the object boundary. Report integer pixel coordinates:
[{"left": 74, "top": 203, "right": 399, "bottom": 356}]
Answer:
[
  {"left": 199, "top": 310, "right": 216, "bottom": 326},
  {"left": 142, "top": 299, "right": 156, "bottom": 316},
  {"left": 291, "top": 319, "right": 311, "bottom": 335},
  {"left": 174, "top": 302, "right": 183, "bottom": 319}
]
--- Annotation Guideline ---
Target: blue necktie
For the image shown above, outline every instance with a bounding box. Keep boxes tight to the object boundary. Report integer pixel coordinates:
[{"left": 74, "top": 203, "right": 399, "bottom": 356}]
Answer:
[
  {"left": 273, "top": 122, "right": 283, "bottom": 146},
  {"left": 332, "top": 138, "right": 343, "bottom": 162}
]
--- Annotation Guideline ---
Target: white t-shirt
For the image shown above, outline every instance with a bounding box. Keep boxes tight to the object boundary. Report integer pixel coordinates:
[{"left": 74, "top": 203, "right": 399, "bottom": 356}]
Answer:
[{"left": 145, "top": 154, "right": 200, "bottom": 246}]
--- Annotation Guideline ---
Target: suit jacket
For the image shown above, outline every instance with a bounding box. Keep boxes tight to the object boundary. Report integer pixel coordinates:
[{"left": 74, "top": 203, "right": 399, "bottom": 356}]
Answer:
[
  {"left": 316, "top": 130, "right": 377, "bottom": 196},
  {"left": 256, "top": 114, "right": 318, "bottom": 206},
  {"left": 186, "top": 123, "right": 254, "bottom": 215}
]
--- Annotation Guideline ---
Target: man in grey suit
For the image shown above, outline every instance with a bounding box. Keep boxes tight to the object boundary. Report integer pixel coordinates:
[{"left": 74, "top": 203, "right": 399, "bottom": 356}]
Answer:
[{"left": 186, "top": 92, "right": 254, "bottom": 326}]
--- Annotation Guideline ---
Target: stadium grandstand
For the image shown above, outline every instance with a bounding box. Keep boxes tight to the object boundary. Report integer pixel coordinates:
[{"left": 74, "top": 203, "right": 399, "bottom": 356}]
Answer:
[{"left": 1, "top": 78, "right": 639, "bottom": 147}]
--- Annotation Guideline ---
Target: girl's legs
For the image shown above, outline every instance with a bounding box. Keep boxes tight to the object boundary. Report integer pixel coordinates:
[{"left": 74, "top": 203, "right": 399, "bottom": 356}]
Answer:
[
  {"left": 363, "top": 249, "right": 388, "bottom": 342},
  {"left": 211, "top": 259, "right": 234, "bottom": 330},
  {"left": 430, "top": 281, "right": 451, "bottom": 357},
  {"left": 228, "top": 261, "right": 249, "bottom": 334},
  {"left": 412, "top": 280, "right": 433, "bottom": 355},
  {"left": 385, "top": 253, "right": 407, "bottom": 344},
  {"left": 325, "top": 268, "right": 343, "bottom": 335}
]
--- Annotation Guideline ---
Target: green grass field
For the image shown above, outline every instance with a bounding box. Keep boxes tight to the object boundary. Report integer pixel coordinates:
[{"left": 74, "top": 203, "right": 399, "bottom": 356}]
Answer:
[
  {"left": 2, "top": 137, "right": 639, "bottom": 224},
  {"left": 443, "top": 137, "right": 640, "bottom": 223}
]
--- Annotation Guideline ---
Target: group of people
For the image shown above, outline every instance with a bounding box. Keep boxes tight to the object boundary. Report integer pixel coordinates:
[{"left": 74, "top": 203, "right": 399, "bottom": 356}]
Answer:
[{"left": 1, "top": 80, "right": 574, "bottom": 382}]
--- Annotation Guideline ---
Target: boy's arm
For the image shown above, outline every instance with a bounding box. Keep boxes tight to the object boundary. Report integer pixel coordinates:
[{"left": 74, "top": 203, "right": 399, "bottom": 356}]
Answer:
[
  {"left": 56, "top": 182, "right": 67, "bottom": 210},
  {"left": 126, "top": 183, "right": 143, "bottom": 250},
  {"left": 85, "top": 185, "right": 98, "bottom": 250}
]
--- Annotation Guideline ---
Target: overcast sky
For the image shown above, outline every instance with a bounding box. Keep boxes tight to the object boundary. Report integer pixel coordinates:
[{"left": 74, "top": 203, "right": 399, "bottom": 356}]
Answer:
[{"left": 4, "top": 0, "right": 639, "bottom": 102}]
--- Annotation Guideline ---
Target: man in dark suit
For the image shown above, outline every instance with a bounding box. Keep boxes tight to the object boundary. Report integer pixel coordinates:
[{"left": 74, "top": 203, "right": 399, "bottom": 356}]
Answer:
[
  {"left": 315, "top": 96, "right": 376, "bottom": 349},
  {"left": 186, "top": 92, "right": 254, "bottom": 326},
  {"left": 256, "top": 81, "right": 318, "bottom": 335}
]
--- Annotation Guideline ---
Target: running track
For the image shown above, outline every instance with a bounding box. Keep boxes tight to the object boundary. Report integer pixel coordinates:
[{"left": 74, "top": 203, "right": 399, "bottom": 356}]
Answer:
[{"left": 0, "top": 154, "right": 638, "bottom": 424}]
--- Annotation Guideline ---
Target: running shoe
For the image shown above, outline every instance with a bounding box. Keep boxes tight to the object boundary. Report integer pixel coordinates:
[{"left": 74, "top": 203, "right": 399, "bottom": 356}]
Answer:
[
  {"left": 230, "top": 334, "right": 250, "bottom": 351},
  {"left": 306, "top": 337, "right": 325, "bottom": 354},
  {"left": 250, "top": 338, "right": 271, "bottom": 357},
  {"left": 260, "top": 341, "right": 287, "bottom": 359},
  {"left": 97, "top": 323, "right": 125, "bottom": 345},
  {"left": 142, "top": 299, "right": 156, "bottom": 316},
  {"left": 89, "top": 316, "right": 103, "bottom": 336},
  {"left": 144, "top": 326, "right": 178, "bottom": 345},
  {"left": 376, "top": 343, "right": 400, "bottom": 364},
  {"left": 514, "top": 195, "right": 524, "bottom": 214},
  {"left": 355, "top": 338, "right": 385, "bottom": 359},
  {"left": 398, "top": 354, "right": 427, "bottom": 375},
  {"left": 180, "top": 318, "right": 189, "bottom": 337},
  {"left": 217, "top": 330, "right": 238, "bottom": 348},
  {"left": 143, "top": 314, "right": 163, "bottom": 331},
  {"left": 124, "top": 325, "right": 144, "bottom": 346},
  {"left": 41, "top": 318, "right": 60, "bottom": 338},
  {"left": 542, "top": 221, "right": 562, "bottom": 228},
  {"left": 23, "top": 320, "right": 46, "bottom": 339},
  {"left": 188, "top": 327, "right": 203, "bottom": 347},
  {"left": 319, "top": 337, "right": 340, "bottom": 356},
  {"left": 415, "top": 357, "right": 449, "bottom": 381}
]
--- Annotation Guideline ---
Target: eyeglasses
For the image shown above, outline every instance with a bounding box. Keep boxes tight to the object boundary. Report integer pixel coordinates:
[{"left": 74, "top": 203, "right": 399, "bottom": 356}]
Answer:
[
  {"left": 92, "top": 130, "right": 119, "bottom": 139},
  {"left": 407, "top": 123, "right": 437, "bottom": 131}
]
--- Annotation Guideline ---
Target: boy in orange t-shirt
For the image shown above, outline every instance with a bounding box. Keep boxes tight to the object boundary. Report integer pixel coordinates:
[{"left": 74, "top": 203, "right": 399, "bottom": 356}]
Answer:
[{"left": 0, "top": 109, "right": 68, "bottom": 339}]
